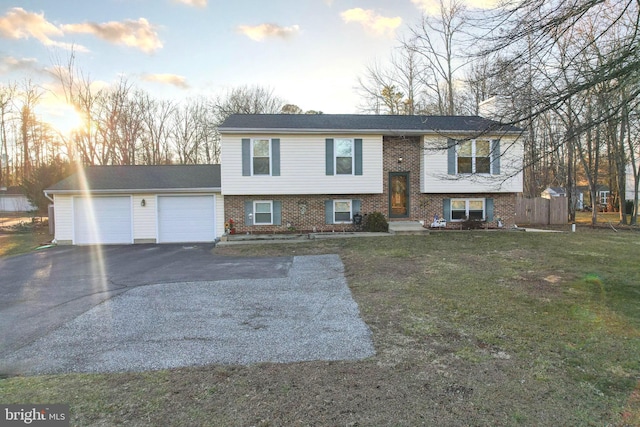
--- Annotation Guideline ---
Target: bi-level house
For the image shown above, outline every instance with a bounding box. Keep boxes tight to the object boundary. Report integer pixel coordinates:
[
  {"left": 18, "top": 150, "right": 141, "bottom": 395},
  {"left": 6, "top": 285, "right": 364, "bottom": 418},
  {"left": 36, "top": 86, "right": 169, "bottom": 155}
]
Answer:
[
  {"left": 44, "top": 114, "right": 522, "bottom": 245},
  {"left": 219, "top": 114, "right": 523, "bottom": 233}
]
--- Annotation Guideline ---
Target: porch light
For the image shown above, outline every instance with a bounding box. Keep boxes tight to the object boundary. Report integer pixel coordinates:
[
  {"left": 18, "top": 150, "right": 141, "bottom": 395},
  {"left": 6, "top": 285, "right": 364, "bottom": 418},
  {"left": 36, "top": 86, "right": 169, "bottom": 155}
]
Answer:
[
  {"left": 141, "top": 199, "right": 146, "bottom": 207},
  {"left": 398, "top": 157, "right": 403, "bottom": 164}
]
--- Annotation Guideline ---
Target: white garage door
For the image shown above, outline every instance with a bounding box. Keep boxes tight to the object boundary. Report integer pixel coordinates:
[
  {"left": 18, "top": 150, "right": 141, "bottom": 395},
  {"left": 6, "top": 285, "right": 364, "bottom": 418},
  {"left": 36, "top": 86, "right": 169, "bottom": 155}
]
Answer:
[
  {"left": 74, "top": 196, "right": 132, "bottom": 245},
  {"left": 158, "top": 195, "right": 216, "bottom": 243}
]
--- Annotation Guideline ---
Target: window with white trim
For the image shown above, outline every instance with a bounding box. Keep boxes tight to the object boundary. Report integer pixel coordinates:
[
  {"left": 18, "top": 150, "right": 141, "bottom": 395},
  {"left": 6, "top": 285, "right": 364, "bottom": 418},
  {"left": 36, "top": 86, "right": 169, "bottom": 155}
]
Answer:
[
  {"left": 252, "top": 139, "right": 271, "bottom": 175},
  {"left": 458, "top": 140, "right": 491, "bottom": 174},
  {"left": 451, "top": 198, "right": 485, "bottom": 221},
  {"left": 335, "top": 138, "right": 354, "bottom": 175},
  {"left": 599, "top": 190, "right": 610, "bottom": 206},
  {"left": 334, "top": 200, "right": 352, "bottom": 223},
  {"left": 253, "top": 201, "right": 273, "bottom": 225}
]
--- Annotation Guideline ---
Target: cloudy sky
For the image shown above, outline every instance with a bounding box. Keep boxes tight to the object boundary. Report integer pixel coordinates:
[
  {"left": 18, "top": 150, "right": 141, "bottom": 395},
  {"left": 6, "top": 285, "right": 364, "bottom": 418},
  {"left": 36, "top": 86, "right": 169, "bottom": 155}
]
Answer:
[{"left": 0, "top": 0, "right": 495, "bottom": 129}]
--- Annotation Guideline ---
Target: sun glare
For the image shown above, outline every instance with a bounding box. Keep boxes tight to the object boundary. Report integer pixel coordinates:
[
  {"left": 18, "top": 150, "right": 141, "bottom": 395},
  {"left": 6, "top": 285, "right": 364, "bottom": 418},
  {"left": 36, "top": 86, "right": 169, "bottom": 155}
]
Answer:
[{"left": 48, "top": 104, "right": 83, "bottom": 135}]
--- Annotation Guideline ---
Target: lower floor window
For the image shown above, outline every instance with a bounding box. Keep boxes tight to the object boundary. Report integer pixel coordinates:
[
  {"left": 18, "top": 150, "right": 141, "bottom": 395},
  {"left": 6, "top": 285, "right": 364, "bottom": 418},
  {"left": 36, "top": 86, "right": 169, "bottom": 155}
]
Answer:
[
  {"left": 451, "top": 199, "right": 485, "bottom": 221},
  {"left": 253, "top": 201, "right": 273, "bottom": 225},
  {"left": 334, "top": 200, "right": 352, "bottom": 223}
]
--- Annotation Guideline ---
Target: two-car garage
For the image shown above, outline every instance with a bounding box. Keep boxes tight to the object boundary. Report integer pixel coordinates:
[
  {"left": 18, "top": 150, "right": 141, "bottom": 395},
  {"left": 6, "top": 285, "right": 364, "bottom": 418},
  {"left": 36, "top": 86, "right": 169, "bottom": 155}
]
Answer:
[
  {"left": 46, "top": 165, "right": 224, "bottom": 245},
  {"left": 71, "top": 195, "right": 217, "bottom": 245}
]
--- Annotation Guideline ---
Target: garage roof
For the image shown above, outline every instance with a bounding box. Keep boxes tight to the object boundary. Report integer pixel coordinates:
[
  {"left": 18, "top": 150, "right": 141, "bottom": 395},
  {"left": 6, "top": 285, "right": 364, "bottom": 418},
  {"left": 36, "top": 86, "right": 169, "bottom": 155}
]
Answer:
[{"left": 46, "top": 165, "right": 221, "bottom": 194}]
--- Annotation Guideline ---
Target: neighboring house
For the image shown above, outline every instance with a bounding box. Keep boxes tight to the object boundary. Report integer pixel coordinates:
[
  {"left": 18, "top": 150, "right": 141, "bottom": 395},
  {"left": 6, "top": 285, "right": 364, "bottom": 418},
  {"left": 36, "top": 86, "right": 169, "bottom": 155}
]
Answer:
[
  {"left": 45, "top": 165, "right": 223, "bottom": 245},
  {"left": 0, "top": 186, "right": 37, "bottom": 212},
  {"left": 218, "top": 114, "right": 523, "bottom": 233},
  {"left": 575, "top": 184, "right": 611, "bottom": 211},
  {"left": 626, "top": 163, "right": 638, "bottom": 202},
  {"left": 541, "top": 187, "right": 567, "bottom": 199}
]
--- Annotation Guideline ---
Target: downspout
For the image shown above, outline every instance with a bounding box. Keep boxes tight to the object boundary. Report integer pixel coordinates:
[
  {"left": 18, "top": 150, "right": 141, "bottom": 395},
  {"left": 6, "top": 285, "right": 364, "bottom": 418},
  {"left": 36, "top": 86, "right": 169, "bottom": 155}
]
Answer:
[{"left": 43, "top": 190, "right": 56, "bottom": 242}]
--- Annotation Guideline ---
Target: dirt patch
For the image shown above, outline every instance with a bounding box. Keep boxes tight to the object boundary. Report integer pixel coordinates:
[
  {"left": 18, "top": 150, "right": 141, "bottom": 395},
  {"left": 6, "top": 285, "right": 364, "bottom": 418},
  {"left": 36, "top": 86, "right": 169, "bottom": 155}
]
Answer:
[{"left": 511, "top": 271, "right": 573, "bottom": 299}]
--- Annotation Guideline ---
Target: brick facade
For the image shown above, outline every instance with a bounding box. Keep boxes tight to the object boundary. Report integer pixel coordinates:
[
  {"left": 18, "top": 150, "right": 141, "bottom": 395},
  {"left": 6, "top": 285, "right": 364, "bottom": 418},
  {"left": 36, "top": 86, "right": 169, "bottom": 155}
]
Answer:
[{"left": 224, "top": 136, "right": 518, "bottom": 234}]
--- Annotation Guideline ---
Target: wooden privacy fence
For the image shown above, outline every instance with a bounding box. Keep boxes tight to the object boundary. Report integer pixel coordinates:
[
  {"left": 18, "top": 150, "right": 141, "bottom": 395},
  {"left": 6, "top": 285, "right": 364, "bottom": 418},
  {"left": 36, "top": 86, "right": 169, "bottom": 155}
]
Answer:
[{"left": 515, "top": 196, "right": 568, "bottom": 225}]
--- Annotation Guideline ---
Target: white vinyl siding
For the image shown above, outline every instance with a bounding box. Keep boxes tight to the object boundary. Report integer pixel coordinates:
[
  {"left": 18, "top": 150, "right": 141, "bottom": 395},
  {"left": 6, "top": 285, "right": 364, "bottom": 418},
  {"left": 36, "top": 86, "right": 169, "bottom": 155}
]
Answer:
[
  {"left": 421, "top": 135, "right": 523, "bottom": 193},
  {"left": 52, "top": 194, "right": 73, "bottom": 242},
  {"left": 221, "top": 134, "right": 383, "bottom": 195},
  {"left": 132, "top": 194, "right": 156, "bottom": 240},
  {"left": 215, "top": 195, "right": 225, "bottom": 237}
]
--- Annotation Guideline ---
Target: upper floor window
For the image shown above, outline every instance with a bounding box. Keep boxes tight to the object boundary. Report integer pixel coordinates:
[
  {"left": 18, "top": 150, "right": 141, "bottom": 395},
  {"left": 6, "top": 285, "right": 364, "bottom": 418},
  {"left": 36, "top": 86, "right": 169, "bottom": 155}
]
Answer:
[
  {"left": 242, "top": 138, "right": 280, "bottom": 177},
  {"left": 335, "top": 138, "right": 354, "bottom": 175},
  {"left": 458, "top": 140, "right": 491, "bottom": 174},
  {"left": 326, "top": 138, "right": 362, "bottom": 176},
  {"left": 252, "top": 139, "right": 271, "bottom": 175}
]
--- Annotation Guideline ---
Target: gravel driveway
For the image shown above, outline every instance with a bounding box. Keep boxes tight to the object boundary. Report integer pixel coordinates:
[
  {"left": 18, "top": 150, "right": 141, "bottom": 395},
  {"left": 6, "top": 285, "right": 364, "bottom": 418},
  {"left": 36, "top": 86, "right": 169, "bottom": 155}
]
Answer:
[{"left": 3, "top": 254, "right": 374, "bottom": 374}]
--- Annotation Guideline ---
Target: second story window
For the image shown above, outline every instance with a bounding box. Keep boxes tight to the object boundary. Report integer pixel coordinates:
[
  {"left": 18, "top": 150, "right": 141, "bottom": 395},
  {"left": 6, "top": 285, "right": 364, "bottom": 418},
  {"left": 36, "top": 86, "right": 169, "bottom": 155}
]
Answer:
[
  {"left": 458, "top": 140, "right": 491, "bottom": 173},
  {"left": 252, "top": 139, "right": 271, "bottom": 175},
  {"left": 335, "top": 138, "right": 354, "bottom": 175},
  {"left": 448, "top": 138, "right": 500, "bottom": 176},
  {"left": 458, "top": 140, "right": 491, "bottom": 174}
]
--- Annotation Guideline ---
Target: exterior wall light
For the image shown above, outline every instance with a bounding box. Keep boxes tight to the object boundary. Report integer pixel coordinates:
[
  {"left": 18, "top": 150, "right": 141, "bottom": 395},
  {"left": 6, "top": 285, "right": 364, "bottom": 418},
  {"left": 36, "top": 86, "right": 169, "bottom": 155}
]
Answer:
[
  {"left": 141, "top": 199, "right": 146, "bottom": 207},
  {"left": 398, "top": 157, "right": 403, "bottom": 164}
]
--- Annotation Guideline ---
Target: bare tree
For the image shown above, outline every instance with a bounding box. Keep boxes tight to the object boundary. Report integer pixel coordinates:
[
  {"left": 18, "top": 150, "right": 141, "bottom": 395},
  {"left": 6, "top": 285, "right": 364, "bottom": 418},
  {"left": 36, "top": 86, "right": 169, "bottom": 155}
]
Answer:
[
  {"left": 214, "top": 85, "right": 285, "bottom": 118},
  {"left": 0, "top": 83, "right": 15, "bottom": 187},
  {"left": 357, "top": 44, "right": 426, "bottom": 114},
  {"left": 141, "top": 96, "right": 175, "bottom": 164},
  {"left": 16, "top": 80, "right": 43, "bottom": 179},
  {"left": 409, "top": 0, "right": 469, "bottom": 115},
  {"left": 479, "top": 0, "right": 640, "bottom": 127},
  {"left": 49, "top": 48, "right": 97, "bottom": 165}
]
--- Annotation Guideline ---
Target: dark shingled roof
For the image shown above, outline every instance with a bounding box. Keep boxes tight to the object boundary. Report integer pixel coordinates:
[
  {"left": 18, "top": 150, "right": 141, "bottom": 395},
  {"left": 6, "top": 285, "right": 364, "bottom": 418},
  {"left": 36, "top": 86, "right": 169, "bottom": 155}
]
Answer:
[
  {"left": 46, "top": 165, "right": 221, "bottom": 193},
  {"left": 219, "top": 114, "right": 522, "bottom": 134}
]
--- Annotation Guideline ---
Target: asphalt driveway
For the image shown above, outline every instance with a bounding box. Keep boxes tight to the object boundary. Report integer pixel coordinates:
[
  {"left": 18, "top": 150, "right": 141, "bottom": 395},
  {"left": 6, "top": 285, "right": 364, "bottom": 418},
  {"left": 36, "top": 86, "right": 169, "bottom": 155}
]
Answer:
[{"left": 0, "top": 246, "right": 374, "bottom": 374}]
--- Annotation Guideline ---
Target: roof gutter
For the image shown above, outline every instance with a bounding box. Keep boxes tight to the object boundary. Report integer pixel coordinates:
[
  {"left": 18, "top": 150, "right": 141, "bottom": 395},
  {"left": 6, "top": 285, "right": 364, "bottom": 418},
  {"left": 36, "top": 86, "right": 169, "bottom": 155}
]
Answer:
[
  {"left": 45, "top": 187, "right": 222, "bottom": 195},
  {"left": 218, "top": 128, "right": 523, "bottom": 136},
  {"left": 43, "top": 190, "right": 54, "bottom": 203}
]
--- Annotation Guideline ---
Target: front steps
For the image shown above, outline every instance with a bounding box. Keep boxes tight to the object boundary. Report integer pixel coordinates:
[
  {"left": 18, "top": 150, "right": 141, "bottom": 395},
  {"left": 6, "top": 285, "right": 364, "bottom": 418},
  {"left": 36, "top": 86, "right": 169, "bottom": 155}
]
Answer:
[{"left": 388, "top": 221, "right": 430, "bottom": 235}]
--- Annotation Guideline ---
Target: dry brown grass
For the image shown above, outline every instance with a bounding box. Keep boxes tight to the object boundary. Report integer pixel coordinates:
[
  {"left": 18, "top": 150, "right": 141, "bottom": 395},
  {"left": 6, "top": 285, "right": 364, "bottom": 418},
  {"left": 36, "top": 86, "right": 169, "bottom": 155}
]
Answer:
[{"left": 1, "top": 230, "right": 639, "bottom": 426}]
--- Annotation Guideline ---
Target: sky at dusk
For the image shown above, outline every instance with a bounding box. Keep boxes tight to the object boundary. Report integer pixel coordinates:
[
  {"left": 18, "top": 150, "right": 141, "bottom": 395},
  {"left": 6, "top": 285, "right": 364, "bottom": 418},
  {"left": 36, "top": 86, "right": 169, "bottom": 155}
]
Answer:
[{"left": 0, "top": 0, "right": 496, "bottom": 131}]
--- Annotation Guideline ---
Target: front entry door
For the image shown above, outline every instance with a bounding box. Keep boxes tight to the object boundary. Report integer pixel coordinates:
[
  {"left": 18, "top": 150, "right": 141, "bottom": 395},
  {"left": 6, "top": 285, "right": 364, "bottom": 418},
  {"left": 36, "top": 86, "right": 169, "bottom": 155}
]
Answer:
[{"left": 389, "top": 172, "right": 409, "bottom": 218}]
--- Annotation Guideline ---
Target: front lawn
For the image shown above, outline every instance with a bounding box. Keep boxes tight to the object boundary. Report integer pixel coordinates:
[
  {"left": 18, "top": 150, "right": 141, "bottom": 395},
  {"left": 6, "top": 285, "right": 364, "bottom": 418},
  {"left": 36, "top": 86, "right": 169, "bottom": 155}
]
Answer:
[{"left": 1, "top": 230, "right": 639, "bottom": 426}]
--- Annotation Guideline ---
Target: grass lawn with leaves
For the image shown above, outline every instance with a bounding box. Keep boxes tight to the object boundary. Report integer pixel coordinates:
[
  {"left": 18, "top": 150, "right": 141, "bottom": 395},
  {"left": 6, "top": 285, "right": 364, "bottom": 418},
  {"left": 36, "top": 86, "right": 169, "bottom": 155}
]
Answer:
[
  {"left": 1, "top": 230, "right": 639, "bottom": 426},
  {"left": 0, "top": 222, "right": 52, "bottom": 258}
]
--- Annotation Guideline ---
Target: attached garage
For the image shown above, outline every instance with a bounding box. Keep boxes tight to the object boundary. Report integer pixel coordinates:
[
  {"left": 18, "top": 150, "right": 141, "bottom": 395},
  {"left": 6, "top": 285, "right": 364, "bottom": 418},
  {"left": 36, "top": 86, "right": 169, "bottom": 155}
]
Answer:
[
  {"left": 45, "top": 165, "right": 224, "bottom": 245},
  {"left": 74, "top": 196, "right": 133, "bottom": 245},
  {"left": 157, "top": 195, "right": 216, "bottom": 243}
]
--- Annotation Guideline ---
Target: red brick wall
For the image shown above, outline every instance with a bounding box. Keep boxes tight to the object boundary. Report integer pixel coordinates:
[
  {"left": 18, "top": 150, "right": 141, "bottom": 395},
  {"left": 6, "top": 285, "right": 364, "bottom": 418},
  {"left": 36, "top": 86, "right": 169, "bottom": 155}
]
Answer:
[{"left": 223, "top": 136, "right": 518, "bottom": 233}]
